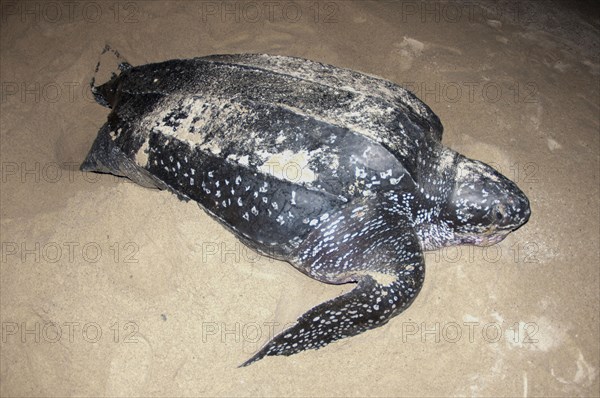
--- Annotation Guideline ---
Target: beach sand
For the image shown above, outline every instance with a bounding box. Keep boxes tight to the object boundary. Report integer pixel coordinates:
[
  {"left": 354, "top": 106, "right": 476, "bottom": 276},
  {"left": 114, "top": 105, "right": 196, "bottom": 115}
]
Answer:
[{"left": 1, "top": 1, "right": 598, "bottom": 396}]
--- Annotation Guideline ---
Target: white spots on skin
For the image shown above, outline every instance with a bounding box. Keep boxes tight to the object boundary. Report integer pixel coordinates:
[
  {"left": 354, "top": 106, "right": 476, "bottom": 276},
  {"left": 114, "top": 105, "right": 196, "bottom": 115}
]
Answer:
[
  {"left": 355, "top": 167, "right": 367, "bottom": 179},
  {"left": 380, "top": 169, "right": 392, "bottom": 179},
  {"left": 389, "top": 176, "right": 403, "bottom": 185},
  {"left": 238, "top": 155, "right": 250, "bottom": 166}
]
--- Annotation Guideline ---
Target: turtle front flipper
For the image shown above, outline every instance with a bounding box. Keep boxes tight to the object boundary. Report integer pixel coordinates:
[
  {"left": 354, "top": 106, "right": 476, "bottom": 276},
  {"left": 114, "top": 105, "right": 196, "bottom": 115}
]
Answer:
[{"left": 240, "top": 195, "right": 424, "bottom": 366}]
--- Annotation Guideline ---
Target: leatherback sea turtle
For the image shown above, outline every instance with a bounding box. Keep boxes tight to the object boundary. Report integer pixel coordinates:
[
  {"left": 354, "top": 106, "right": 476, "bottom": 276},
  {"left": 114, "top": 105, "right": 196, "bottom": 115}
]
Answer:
[{"left": 81, "top": 50, "right": 531, "bottom": 366}]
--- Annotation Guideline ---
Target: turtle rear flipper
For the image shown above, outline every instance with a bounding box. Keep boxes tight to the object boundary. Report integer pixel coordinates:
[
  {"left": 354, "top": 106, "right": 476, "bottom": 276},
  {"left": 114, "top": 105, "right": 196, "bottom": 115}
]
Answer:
[
  {"left": 81, "top": 123, "right": 165, "bottom": 189},
  {"left": 240, "top": 195, "right": 425, "bottom": 366}
]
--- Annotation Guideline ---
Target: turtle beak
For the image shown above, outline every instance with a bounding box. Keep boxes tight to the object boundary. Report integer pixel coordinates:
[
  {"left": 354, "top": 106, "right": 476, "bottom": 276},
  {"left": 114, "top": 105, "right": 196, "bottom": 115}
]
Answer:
[
  {"left": 519, "top": 194, "right": 531, "bottom": 225},
  {"left": 507, "top": 186, "right": 531, "bottom": 228}
]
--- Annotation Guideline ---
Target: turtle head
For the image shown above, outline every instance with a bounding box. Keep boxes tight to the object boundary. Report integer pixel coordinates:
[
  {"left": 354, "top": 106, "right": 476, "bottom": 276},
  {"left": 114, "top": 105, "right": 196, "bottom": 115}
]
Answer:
[{"left": 441, "top": 155, "right": 531, "bottom": 246}]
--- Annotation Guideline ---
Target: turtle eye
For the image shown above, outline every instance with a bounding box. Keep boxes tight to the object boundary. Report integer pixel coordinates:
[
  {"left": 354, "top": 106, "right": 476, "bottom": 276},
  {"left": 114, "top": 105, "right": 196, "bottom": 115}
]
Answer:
[{"left": 494, "top": 204, "right": 506, "bottom": 221}]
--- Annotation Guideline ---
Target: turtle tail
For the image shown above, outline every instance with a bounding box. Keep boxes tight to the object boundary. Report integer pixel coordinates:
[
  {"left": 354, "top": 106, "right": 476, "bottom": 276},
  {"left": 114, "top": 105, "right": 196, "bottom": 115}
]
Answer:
[
  {"left": 240, "top": 195, "right": 425, "bottom": 367},
  {"left": 91, "top": 45, "right": 132, "bottom": 108}
]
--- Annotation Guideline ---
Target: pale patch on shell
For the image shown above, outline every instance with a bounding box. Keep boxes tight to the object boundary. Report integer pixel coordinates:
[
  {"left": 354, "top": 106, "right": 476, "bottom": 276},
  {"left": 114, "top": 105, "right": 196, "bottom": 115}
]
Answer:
[
  {"left": 135, "top": 139, "right": 150, "bottom": 167},
  {"left": 142, "top": 95, "right": 250, "bottom": 156},
  {"left": 257, "top": 149, "right": 317, "bottom": 184}
]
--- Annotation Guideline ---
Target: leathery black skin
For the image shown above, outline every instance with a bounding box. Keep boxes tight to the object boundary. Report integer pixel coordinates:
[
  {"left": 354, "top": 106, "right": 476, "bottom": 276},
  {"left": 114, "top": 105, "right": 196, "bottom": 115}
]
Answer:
[{"left": 82, "top": 48, "right": 531, "bottom": 366}]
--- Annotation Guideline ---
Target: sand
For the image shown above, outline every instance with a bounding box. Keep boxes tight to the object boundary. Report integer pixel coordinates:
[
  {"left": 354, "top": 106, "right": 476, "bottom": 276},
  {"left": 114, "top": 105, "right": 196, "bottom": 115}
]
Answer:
[{"left": 1, "top": 0, "right": 598, "bottom": 396}]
